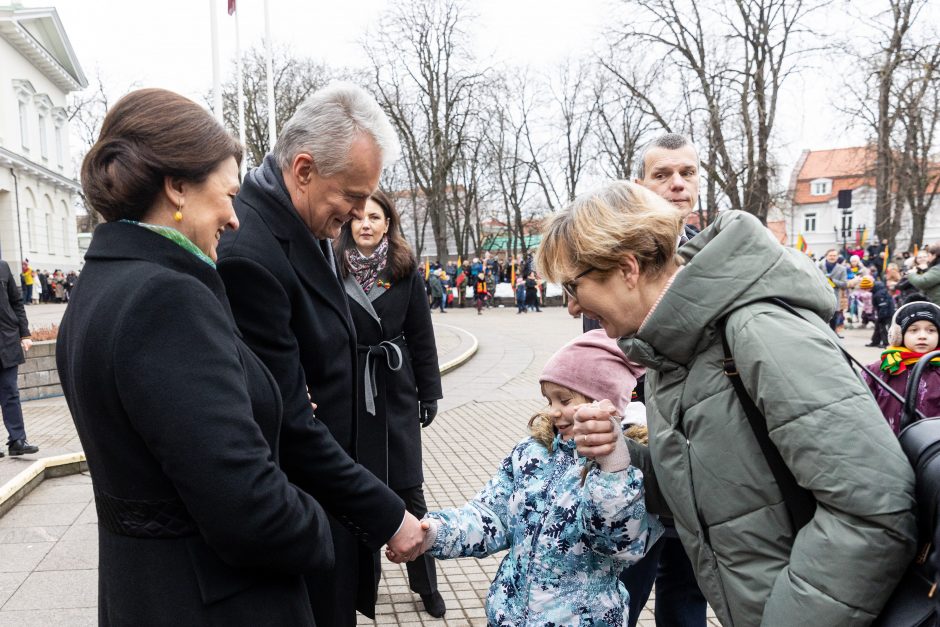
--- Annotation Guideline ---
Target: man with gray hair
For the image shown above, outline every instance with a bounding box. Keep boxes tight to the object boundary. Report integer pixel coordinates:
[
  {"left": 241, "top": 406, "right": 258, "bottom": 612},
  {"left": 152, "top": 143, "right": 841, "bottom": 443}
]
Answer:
[
  {"left": 634, "top": 132, "right": 701, "bottom": 243},
  {"left": 218, "top": 82, "right": 429, "bottom": 625}
]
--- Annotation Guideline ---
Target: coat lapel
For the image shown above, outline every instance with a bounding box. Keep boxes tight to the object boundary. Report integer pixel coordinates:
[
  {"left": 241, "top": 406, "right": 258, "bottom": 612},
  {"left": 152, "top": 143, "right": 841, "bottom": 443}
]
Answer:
[
  {"left": 242, "top": 184, "right": 355, "bottom": 338},
  {"left": 344, "top": 273, "right": 382, "bottom": 333}
]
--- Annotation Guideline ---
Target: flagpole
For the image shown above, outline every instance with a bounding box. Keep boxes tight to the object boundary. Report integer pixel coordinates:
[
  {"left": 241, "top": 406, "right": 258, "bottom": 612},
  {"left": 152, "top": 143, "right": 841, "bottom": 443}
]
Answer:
[
  {"left": 210, "top": 0, "right": 223, "bottom": 122},
  {"left": 264, "top": 0, "right": 277, "bottom": 149},
  {"left": 234, "top": 2, "right": 246, "bottom": 176}
]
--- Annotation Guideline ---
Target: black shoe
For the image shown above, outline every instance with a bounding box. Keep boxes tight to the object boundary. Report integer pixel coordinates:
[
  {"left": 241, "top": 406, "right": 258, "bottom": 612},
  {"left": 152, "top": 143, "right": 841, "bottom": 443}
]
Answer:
[
  {"left": 8, "top": 439, "right": 38, "bottom": 456},
  {"left": 421, "top": 591, "right": 446, "bottom": 618},
  {"left": 865, "top": 343, "right": 879, "bottom": 347}
]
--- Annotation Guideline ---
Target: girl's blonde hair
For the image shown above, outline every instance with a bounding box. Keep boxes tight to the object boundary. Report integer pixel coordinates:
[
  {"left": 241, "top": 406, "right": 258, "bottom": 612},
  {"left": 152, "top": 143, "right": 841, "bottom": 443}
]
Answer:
[{"left": 537, "top": 181, "right": 684, "bottom": 284}]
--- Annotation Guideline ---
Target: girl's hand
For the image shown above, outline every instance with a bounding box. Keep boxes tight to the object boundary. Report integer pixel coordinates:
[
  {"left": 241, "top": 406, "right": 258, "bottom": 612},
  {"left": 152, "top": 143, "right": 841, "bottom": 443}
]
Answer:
[{"left": 572, "top": 400, "right": 619, "bottom": 458}]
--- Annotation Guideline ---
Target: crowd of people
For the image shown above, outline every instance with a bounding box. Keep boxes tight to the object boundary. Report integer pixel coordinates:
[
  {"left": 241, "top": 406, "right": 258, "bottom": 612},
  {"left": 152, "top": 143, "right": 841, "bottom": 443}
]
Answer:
[
  {"left": 423, "top": 253, "right": 549, "bottom": 315},
  {"left": 0, "top": 77, "right": 927, "bottom": 627},
  {"left": 814, "top": 243, "right": 940, "bottom": 347},
  {"left": 18, "top": 260, "right": 78, "bottom": 304}
]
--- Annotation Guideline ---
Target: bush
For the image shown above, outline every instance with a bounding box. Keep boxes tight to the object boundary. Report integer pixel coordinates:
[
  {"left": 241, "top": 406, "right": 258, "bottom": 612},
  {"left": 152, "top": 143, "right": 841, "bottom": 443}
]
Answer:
[{"left": 30, "top": 324, "right": 59, "bottom": 341}]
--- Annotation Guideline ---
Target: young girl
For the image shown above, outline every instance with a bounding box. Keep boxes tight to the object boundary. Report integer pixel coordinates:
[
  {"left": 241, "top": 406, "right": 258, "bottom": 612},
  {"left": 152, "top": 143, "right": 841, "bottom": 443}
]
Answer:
[
  {"left": 862, "top": 300, "right": 940, "bottom": 434},
  {"left": 418, "top": 330, "right": 662, "bottom": 626}
]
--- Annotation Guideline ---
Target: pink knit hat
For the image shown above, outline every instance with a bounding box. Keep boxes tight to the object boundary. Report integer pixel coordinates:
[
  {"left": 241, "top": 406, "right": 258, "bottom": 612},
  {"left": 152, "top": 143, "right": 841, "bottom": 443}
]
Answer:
[{"left": 539, "top": 329, "right": 645, "bottom": 415}]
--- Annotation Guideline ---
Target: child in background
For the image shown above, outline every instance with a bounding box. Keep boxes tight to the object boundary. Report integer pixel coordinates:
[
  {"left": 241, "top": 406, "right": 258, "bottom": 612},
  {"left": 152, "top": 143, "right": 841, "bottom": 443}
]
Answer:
[
  {"left": 862, "top": 300, "right": 940, "bottom": 434},
  {"left": 866, "top": 276, "right": 896, "bottom": 348},
  {"left": 854, "top": 275, "right": 874, "bottom": 329},
  {"left": 515, "top": 278, "right": 526, "bottom": 314},
  {"left": 416, "top": 330, "right": 661, "bottom": 626},
  {"left": 474, "top": 272, "right": 488, "bottom": 315}
]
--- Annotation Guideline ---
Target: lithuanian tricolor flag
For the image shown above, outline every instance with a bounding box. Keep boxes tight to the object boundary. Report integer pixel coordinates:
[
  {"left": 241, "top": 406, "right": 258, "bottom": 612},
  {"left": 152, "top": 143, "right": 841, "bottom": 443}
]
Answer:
[
  {"left": 795, "top": 234, "right": 809, "bottom": 254},
  {"left": 424, "top": 258, "right": 430, "bottom": 280}
]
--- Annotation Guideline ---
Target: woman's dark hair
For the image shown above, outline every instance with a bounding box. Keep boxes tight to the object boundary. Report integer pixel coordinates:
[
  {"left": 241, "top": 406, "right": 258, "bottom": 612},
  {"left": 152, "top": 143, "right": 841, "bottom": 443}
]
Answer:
[
  {"left": 929, "top": 243, "right": 940, "bottom": 268},
  {"left": 337, "top": 188, "right": 416, "bottom": 282},
  {"left": 81, "top": 88, "right": 242, "bottom": 222}
]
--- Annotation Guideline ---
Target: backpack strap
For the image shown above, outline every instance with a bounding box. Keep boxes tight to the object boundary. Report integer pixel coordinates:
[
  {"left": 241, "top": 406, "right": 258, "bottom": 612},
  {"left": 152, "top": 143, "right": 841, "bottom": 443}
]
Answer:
[{"left": 718, "top": 310, "right": 817, "bottom": 533}]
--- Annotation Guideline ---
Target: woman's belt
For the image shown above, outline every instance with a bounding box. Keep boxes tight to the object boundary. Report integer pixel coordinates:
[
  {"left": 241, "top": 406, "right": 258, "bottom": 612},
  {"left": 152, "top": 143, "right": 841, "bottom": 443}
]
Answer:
[
  {"left": 94, "top": 487, "right": 199, "bottom": 539},
  {"left": 357, "top": 334, "right": 405, "bottom": 416}
]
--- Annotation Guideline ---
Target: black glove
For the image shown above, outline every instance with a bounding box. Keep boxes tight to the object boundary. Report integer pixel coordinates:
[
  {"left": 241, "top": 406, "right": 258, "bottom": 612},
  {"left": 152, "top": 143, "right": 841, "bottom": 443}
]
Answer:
[
  {"left": 896, "top": 278, "right": 911, "bottom": 290},
  {"left": 419, "top": 400, "right": 438, "bottom": 428}
]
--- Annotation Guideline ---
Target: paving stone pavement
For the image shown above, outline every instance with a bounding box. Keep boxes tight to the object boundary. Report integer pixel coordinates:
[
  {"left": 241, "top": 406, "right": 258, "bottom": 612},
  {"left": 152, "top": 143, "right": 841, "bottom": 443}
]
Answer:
[{"left": 0, "top": 304, "right": 885, "bottom": 625}]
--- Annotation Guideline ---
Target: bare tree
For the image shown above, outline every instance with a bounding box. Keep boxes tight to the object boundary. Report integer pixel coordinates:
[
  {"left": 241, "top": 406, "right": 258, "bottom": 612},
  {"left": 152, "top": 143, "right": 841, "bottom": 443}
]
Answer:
[
  {"left": 218, "top": 46, "right": 339, "bottom": 168},
  {"left": 592, "top": 63, "right": 658, "bottom": 181},
  {"left": 483, "top": 71, "right": 553, "bottom": 261},
  {"left": 550, "top": 60, "right": 599, "bottom": 202},
  {"left": 839, "top": 0, "right": 938, "bottom": 247},
  {"left": 365, "top": 0, "right": 484, "bottom": 261},
  {"left": 606, "top": 0, "right": 827, "bottom": 223},
  {"left": 896, "top": 41, "right": 940, "bottom": 247},
  {"left": 67, "top": 69, "right": 137, "bottom": 228}
]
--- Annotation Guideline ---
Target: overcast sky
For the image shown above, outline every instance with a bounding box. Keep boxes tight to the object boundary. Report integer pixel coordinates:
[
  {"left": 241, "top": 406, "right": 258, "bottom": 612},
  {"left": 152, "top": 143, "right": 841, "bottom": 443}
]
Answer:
[{"left": 38, "top": 0, "right": 938, "bottom": 179}]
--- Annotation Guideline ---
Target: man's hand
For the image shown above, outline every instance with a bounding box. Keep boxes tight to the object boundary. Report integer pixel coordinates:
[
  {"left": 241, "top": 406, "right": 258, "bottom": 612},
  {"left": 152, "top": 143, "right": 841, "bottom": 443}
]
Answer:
[
  {"left": 419, "top": 400, "right": 438, "bottom": 428},
  {"left": 572, "top": 400, "right": 619, "bottom": 459},
  {"left": 385, "top": 511, "right": 426, "bottom": 563},
  {"left": 21, "top": 338, "right": 32, "bottom": 353}
]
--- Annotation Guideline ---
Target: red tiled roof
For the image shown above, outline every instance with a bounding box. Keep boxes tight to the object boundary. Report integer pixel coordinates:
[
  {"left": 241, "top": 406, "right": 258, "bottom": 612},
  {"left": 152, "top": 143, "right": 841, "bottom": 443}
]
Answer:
[{"left": 793, "top": 146, "right": 877, "bottom": 205}]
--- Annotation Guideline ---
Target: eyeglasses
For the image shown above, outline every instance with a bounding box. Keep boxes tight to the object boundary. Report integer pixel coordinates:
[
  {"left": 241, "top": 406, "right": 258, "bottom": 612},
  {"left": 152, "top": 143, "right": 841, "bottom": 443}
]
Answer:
[{"left": 561, "top": 266, "right": 597, "bottom": 300}]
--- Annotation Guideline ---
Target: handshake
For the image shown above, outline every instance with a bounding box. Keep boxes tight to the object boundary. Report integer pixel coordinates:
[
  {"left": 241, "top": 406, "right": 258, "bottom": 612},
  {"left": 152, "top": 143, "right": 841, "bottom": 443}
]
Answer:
[{"left": 384, "top": 512, "right": 436, "bottom": 564}]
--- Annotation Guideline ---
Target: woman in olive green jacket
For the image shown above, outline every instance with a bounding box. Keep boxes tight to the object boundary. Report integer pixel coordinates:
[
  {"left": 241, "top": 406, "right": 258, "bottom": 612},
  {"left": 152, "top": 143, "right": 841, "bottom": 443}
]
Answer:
[
  {"left": 537, "top": 181, "right": 916, "bottom": 627},
  {"left": 905, "top": 243, "right": 940, "bottom": 304}
]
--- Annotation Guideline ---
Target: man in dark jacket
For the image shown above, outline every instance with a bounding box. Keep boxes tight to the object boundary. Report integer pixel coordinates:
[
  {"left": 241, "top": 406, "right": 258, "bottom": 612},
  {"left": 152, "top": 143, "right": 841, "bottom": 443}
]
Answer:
[
  {"left": 217, "top": 83, "right": 425, "bottom": 627},
  {"left": 0, "top": 261, "right": 38, "bottom": 456}
]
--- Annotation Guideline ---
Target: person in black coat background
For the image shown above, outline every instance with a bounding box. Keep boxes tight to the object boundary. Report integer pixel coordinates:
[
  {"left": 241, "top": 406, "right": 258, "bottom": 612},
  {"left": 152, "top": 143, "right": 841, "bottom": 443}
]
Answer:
[
  {"left": 335, "top": 189, "right": 446, "bottom": 617},
  {"left": 0, "top": 260, "right": 37, "bottom": 457},
  {"left": 216, "top": 83, "right": 426, "bottom": 627},
  {"left": 56, "top": 88, "right": 332, "bottom": 625}
]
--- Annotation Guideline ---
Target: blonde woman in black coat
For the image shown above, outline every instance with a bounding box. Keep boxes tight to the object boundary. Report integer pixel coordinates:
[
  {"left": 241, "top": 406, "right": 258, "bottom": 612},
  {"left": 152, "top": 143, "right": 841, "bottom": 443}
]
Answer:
[
  {"left": 56, "top": 89, "right": 332, "bottom": 626},
  {"left": 336, "top": 189, "right": 446, "bottom": 618}
]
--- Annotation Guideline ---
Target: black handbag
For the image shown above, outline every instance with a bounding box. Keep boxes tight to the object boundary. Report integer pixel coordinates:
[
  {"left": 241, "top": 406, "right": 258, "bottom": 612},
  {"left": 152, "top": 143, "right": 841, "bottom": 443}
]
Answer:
[{"left": 720, "top": 299, "right": 940, "bottom": 626}]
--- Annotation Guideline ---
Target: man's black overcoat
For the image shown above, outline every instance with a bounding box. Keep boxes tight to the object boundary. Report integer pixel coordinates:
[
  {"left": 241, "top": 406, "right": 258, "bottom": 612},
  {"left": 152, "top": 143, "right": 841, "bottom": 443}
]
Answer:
[{"left": 217, "top": 161, "right": 405, "bottom": 625}]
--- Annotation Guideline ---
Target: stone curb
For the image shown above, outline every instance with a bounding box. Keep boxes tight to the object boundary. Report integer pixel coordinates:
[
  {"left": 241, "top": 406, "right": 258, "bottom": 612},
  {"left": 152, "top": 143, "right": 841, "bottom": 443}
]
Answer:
[
  {"left": 0, "top": 452, "right": 88, "bottom": 518},
  {"left": 0, "top": 326, "right": 480, "bottom": 519},
  {"left": 435, "top": 323, "right": 479, "bottom": 375}
]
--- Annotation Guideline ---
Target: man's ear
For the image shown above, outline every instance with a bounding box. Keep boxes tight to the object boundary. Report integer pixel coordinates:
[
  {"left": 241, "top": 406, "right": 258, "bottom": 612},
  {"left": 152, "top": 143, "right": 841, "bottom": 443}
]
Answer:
[{"left": 291, "top": 153, "right": 317, "bottom": 186}]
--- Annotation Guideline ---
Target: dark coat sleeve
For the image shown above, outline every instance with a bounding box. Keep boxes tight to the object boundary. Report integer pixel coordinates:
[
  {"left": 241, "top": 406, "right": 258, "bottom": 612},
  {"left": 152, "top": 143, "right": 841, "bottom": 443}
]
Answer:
[
  {"left": 112, "top": 273, "right": 332, "bottom": 573},
  {"left": 403, "top": 273, "right": 442, "bottom": 402},
  {"left": 217, "top": 254, "right": 406, "bottom": 549},
  {"left": 7, "top": 265, "right": 29, "bottom": 338}
]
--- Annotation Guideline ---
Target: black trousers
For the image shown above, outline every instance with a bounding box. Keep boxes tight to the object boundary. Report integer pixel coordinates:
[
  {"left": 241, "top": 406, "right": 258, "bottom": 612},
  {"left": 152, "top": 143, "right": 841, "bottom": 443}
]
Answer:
[
  {"left": 0, "top": 364, "right": 26, "bottom": 443},
  {"left": 871, "top": 318, "right": 889, "bottom": 347},
  {"left": 379, "top": 485, "right": 437, "bottom": 595}
]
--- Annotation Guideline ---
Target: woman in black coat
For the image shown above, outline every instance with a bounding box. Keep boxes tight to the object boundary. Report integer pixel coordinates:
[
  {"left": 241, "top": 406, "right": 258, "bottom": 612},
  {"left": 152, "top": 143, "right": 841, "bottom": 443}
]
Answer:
[
  {"left": 56, "top": 89, "right": 332, "bottom": 626},
  {"left": 336, "top": 189, "right": 446, "bottom": 618}
]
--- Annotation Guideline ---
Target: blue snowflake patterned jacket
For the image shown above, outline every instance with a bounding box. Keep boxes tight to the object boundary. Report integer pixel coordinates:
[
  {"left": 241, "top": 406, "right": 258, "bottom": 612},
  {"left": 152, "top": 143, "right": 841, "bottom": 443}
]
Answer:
[{"left": 426, "top": 434, "right": 662, "bottom": 626}]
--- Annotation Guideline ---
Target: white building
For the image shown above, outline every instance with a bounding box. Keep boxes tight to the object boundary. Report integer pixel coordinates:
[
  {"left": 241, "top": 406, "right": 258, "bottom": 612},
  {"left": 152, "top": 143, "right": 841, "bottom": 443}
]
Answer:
[
  {"left": 0, "top": 5, "right": 86, "bottom": 274},
  {"left": 787, "top": 146, "right": 940, "bottom": 256}
]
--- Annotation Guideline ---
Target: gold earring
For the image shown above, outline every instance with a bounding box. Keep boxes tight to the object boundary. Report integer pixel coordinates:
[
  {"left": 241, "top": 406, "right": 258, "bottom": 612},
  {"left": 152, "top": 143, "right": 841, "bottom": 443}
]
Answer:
[{"left": 174, "top": 199, "right": 183, "bottom": 222}]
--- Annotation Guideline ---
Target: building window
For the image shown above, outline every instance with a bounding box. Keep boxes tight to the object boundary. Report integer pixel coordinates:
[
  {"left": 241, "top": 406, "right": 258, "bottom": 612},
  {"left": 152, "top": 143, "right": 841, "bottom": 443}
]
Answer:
[
  {"left": 46, "top": 213, "right": 54, "bottom": 253},
  {"left": 841, "top": 210, "right": 854, "bottom": 239},
  {"left": 62, "top": 217, "right": 69, "bottom": 256},
  {"left": 19, "top": 101, "right": 29, "bottom": 148},
  {"left": 38, "top": 113, "right": 48, "bottom": 160},
  {"left": 55, "top": 125, "right": 64, "bottom": 166},
  {"left": 26, "top": 208, "right": 35, "bottom": 252},
  {"left": 810, "top": 179, "right": 832, "bottom": 196},
  {"left": 804, "top": 213, "right": 817, "bottom": 232}
]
